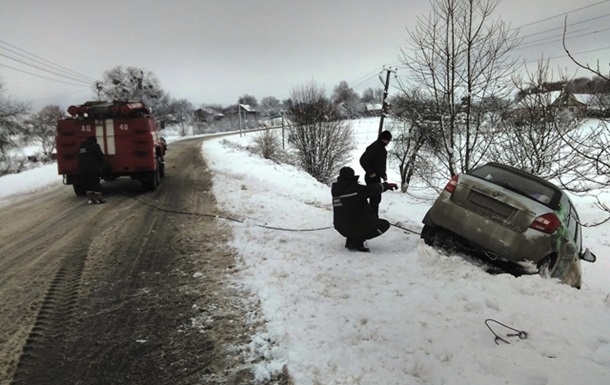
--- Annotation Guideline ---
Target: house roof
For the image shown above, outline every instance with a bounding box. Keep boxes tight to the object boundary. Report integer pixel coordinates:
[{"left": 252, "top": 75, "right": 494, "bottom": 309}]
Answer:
[
  {"left": 513, "top": 91, "right": 562, "bottom": 109},
  {"left": 239, "top": 104, "right": 256, "bottom": 112}
]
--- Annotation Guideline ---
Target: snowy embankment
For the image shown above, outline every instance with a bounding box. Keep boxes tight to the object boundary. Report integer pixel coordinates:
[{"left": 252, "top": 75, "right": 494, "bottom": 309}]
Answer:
[{"left": 201, "top": 119, "right": 610, "bottom": 385}]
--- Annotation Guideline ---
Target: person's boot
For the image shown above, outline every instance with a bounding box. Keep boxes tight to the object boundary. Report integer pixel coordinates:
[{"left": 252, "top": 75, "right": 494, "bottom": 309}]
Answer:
[
  {"left": 94, "top": 192, "right": 107, "bottom": 204},
  {"left": 86, "top": 191, "right": 96, "bottom": 205},
  {"left": 347, "top": 240, "right": 370, "bottom": 252}
]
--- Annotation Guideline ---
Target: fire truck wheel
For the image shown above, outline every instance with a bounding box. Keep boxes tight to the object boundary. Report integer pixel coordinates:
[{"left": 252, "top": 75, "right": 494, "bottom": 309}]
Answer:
[
  {"left": 158, "top": 158, "right": 165, "bottom": 178},
  {"left": 73, "top": 182, "right": 86, "bottom": 196},
  {"left": 142, "top": 167, "right": 160, "bottom": 191},
  {"left": 153, "top": 167, "right": 160, "bottom": 189}
]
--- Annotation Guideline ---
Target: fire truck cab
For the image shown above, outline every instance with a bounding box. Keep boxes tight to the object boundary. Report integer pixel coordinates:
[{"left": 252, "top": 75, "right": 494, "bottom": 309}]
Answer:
[{"left": 56, "top": 100, "right": 167, "bottom": 195}]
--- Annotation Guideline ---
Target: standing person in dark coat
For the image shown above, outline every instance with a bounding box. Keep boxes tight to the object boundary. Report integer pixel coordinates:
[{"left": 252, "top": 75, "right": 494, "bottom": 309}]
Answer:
[
  {"left": 77, "top": 136, "right": 107, "bottom": 204},
  {"left": 331, "top": 166, "right": 397, "bottom": 252},
  {"left": 359, "top": 130, "right": 392, "bottom": 217}
]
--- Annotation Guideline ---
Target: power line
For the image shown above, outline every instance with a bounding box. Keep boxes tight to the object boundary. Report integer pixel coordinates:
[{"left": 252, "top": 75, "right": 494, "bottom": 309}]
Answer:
[
  {"left": 516, "top": 26, "right": 610, "bottom": 52},
  {"left": 0, "top": 63, "right": 90, "bottom": 88},
  {"left": 349, "top": 67, "right": 385, "bottom": 90},
  {"left": 0, "top": 39, "right": 96, "bottom": 83},
  {"left": 512, "top": 0, "right": 610, "bottom": 30},
  {"left": 519, "top": 13, "right": 610, "bottom": 41},
  {"left": 524, "top": 45, "right": 610, "bottom": 65},
  {"left": 0, "top": 52, "right": 93, "bottom": 85},
  {"left": 0, "top": 39, "right": 97, "bottom": 86}
]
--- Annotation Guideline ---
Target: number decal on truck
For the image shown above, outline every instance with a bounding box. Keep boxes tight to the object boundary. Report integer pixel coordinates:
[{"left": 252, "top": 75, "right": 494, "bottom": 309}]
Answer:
[
  {"left": 81, "top": 125, "right": 92, "bottom": 132},
  {"left": 119, "top": 124, "right": 129, "bottom": 131}
]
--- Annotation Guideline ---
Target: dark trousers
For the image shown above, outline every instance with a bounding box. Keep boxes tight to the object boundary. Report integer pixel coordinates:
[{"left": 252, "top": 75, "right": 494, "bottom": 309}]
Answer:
[
  {"left": 364, "top": 174, "right": 382, "bottom": 217},
  {"left": 81, "top": 172, "right": 102, "bottom": 193},
  {"left": 351, "top": 219, "right": 390, "bottom": 243}
]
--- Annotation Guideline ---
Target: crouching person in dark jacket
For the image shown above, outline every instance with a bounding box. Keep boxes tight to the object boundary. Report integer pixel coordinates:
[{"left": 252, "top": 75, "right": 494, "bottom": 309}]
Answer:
[
  {"left": 78, "top": 136, "right": 107, "bottom": 204},
  {"left": 331, "top": 166, "right": 397, "bottom": 252}
]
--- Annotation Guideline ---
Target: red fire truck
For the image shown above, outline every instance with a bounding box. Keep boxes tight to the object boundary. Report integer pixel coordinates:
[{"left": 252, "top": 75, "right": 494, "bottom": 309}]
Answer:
[{"left": 56, "top": 100, "right": 166, "bottom": 195}]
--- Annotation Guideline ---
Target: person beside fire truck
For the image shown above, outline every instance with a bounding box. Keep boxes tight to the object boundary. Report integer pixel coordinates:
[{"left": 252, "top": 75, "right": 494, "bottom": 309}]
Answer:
[{"left": 77, "top": 136, "right": 107, "bottom": 204}]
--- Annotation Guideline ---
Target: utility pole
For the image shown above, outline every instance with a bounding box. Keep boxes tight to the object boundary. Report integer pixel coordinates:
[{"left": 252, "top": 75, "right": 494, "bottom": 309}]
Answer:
[
  {"left": 378, "top": 67, "right": 396, "bottom": 135},
  {"left": 238, "top": 104, "right": 243, "bottom": 137},
  {"left": 281, "top": 110, "right": 285, "bottom": 150}
]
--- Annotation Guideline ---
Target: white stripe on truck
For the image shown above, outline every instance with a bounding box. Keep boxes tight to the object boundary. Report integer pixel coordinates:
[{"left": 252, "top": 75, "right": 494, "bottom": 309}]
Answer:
[
  {"left": 96, "top": 119, "right": 116, "bottom": 155},
  {"left": 95, "top": 120, "right": 105, "bottom": 153},
  {"left": 105, "top": 119, "right": 115, "bottom": 155}
]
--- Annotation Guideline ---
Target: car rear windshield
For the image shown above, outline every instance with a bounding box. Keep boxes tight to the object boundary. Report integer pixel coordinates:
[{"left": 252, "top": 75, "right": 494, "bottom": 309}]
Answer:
[{"left": 469, "top": 164, "right": 560, "bottom": 208}]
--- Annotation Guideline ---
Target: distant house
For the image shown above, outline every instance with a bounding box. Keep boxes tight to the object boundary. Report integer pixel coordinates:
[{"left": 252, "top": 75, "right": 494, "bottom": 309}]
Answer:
[
  {"left": 549, "top": 91, "right": 588, "bottom": 114},
  {"left": 238, "top": 104, "right": 257, "bottom": 114},
  {"left": 569, "top": 93, "right": 609, "bottom": 117},
  {"left": 364, "top": 103, "right": 383, "bottom": 117},
  {"left": 335, "top": 102, "right": 351, "bottom": 118},
  {"left": 512, "top": 90, "right": 562, "bottom": 111},
  {"left": 194, "top": 107, "right": 225, "bottom": 122},
  {"left": 511, "top": 89, "right": 610, "bottom": 120},
  {"left": 238, "top": 104, "right": 259, "bottom": 129}
]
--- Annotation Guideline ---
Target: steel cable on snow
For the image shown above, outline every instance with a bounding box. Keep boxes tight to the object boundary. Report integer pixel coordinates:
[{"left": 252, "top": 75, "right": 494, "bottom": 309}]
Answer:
[
  {"left": 118, "top": 187, "right": 423, "bottom": 234},
  {"left": 117, "top": 187, "right": 334, "bottom": 232}
]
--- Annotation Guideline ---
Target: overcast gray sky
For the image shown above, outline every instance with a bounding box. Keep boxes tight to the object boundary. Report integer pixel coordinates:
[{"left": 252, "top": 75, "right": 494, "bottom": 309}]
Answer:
[{"left": 1, "top": 0, "right": 609, "bottom": 110}]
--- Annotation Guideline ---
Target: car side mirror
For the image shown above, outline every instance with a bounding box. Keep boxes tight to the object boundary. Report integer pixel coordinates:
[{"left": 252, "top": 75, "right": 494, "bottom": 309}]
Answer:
[{"left": 580, "top": 248, "right": 597, "bottom": 263}]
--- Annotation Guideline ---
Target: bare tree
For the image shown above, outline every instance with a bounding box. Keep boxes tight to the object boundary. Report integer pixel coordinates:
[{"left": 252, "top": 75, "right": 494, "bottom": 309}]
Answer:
[
  {"left": 487, "top": 59, "right": 583, "bottom": 180},
  {"left": 284, "top": 81, "right": 355, "bottom": 184},
  {"left": 259, "top": 96, "right": 282, "bottom": 117},
  {"left": 238, "top": 94, "right": 258, "bottom": 108},
  {"left": 94, "top": 65, "right": 168, "bottom": 115},
  {"left": 169, "top": 98, "right": 194, "bottom": 137},
  {"left": 361, "top": 88, "right": 384, "bottom": 104},
  {"left": 562, "top": 16, "right": 609, "bottom": 82},
  {"left": 558, "top": 17, "right": 610, "bottom": 223},
  {"left": 25, "top": 104, "right": 64, "bottom": 160},
  {"left": 389, "top": 89, "right": 440, "bottom": 191},
  {"left": 399, "top": 0, "right": 520, "bottom": 180},
  {"left": 331, "top": 81, "right": 360, "bottom": 117},
  {"left": 0, "top": 80, "right": 29, "bottom": 171}
]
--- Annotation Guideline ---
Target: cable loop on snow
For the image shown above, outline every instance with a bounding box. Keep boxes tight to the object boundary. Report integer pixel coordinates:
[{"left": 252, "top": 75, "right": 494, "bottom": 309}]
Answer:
[{"left": 485, "top": 319, "right": 528, "bottom": 345}]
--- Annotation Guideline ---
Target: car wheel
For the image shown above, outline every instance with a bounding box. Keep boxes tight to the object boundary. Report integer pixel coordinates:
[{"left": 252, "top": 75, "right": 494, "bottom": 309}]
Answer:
[
  {"left": 420, "top": 224, "right": 437, "bottom": 246},
  {"left": 538, "top": 255, "right": 555, "bottom": 278}
]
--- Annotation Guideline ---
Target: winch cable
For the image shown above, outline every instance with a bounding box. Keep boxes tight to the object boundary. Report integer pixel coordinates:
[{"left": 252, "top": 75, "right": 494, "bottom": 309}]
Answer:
[
  {"left": 485, "top": 319, "right": 528, "bottom": 345},
  {"left": 116, "top": 186, "right": 423, "bottom": 234},
  {"left": 117, "top": 186, "right": 332, "bottom": 232},
  {"left": 390, "top": 222, "right": 422, "bottom": 236}
]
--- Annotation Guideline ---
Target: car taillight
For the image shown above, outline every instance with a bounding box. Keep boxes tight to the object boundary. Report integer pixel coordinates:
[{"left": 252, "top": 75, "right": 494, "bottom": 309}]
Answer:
[
  {"left": 444, "top": 175, "right": 459, "bottom": 193},
  {"left": 530, "top": 213, "right": 561, "bottom": 234}
]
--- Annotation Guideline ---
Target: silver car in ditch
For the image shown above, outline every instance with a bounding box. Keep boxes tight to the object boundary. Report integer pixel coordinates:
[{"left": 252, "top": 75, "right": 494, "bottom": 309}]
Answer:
[{"left": 421, "top": 162, "right": 596, "bottom": 288}]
